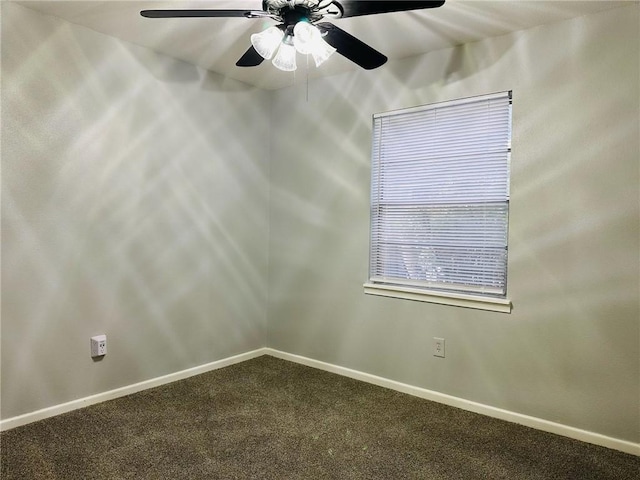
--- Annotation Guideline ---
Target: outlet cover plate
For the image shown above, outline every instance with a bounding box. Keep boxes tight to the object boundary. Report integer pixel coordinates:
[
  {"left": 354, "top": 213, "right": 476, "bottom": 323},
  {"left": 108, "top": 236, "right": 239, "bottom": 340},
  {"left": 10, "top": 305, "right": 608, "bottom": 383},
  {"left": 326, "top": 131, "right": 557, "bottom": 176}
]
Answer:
[
  {"left": 433, "top": 337, "right": 445, "bottom": 358},
  {"left": 91, "top": 335, "right": 107, "bottom": 357}
]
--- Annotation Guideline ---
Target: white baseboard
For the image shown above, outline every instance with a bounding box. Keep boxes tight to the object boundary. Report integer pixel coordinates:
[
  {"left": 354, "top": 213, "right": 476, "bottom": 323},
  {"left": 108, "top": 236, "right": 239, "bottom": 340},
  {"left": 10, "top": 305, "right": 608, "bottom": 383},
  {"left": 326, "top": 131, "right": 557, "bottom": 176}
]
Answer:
[
  {"left": 2, "top": 346, "right": 638, "bottom": 457},
  {"left": 0, "top": 348, "right": 268, "bottom": 432},
  {"left": 265, "top": 348, "right": 640, "bottom": 457}
]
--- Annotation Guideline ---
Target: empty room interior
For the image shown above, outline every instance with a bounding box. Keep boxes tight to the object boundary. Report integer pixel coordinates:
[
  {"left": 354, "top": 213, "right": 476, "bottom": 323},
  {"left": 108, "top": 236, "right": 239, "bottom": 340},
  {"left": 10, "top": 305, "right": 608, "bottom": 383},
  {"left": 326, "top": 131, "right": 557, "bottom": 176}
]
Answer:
[{"left": 1, "top": 0, "right": 639, "bottom": 478}]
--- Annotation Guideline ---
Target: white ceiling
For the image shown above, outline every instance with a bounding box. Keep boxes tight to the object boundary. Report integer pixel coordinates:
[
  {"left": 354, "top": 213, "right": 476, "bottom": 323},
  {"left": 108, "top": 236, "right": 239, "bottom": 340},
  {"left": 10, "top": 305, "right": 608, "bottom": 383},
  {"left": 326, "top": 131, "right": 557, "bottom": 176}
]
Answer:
[{"left": 17, "top": 0, "right": 630, "bottom": 90}]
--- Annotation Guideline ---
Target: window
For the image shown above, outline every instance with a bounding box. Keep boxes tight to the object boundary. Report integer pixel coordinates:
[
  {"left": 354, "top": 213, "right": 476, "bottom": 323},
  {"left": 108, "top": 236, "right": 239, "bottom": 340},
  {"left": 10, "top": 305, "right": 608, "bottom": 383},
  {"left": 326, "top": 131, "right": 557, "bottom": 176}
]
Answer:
[{"left": 364, "top": 91, "right": 512, "bottom": 313}]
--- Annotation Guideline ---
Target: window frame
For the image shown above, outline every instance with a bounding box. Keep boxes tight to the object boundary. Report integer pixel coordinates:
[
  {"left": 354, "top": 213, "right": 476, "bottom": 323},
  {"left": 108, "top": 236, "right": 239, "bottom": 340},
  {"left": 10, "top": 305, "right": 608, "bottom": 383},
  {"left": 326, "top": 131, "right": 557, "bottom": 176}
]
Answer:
[{"left": 364, "top": 91, "right": 513, "bottom": 313}]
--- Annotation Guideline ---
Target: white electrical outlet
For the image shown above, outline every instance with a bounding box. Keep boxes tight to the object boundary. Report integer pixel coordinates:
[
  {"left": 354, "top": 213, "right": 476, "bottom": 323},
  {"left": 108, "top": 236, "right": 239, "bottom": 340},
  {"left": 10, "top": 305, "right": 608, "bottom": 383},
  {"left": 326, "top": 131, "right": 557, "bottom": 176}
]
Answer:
[
  {"left": 433, "top": 337, "right": 445, "bottom": 358},
  {"left": 91, "top": 335, "right": 107, "bottom": 357}
]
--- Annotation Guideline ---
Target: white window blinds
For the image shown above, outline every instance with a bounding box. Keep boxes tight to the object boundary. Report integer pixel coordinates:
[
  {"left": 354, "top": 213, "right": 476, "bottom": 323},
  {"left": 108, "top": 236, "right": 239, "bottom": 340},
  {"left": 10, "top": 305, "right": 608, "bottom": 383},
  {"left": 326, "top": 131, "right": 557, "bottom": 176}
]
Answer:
[{"left": 369, "top": 91, "right": 512, "bottom": 297}]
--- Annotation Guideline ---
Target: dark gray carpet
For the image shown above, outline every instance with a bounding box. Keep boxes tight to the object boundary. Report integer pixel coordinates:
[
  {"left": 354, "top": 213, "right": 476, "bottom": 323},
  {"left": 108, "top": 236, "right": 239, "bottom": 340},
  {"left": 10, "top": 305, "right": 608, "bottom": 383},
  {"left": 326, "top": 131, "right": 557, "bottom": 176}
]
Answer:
[{"left": 1, "top": 355, "right": 638, "bottom": 479}]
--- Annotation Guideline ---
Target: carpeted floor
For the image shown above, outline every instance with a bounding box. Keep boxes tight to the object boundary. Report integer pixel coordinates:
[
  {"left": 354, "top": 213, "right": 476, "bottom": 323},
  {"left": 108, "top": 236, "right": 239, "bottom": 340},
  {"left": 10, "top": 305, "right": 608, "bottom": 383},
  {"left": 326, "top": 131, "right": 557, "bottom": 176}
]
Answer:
[{"left": 1, "top": 355, "right": 638, "bottom": 479}]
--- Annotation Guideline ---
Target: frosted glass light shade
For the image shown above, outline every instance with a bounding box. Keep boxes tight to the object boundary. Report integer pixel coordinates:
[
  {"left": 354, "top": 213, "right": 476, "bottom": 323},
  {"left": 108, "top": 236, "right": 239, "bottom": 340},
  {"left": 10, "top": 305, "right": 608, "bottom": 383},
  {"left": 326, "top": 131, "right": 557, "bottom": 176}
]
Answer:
[
  {"left": 272, "top": 42, "right": 297, "bottom": 71},
  {"left": 292, "top": 22, "right": 336, "bottom": 67},
  {"left": 311, "top": 37, "right": 336, "bottom": 67},
  {"left": 293, "top": 22, "right": 320, "bottom": 54},
  {"left": 251, "top": 26, "right": 284, "bottom": 60}
]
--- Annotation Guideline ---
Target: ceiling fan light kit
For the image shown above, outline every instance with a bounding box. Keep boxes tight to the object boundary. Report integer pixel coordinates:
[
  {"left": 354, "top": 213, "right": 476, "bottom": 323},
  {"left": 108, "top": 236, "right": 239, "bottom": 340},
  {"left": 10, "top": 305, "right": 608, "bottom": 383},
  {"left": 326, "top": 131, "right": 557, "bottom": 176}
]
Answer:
[
  {"left": 140, "top": 0, "right": 445, "bottom": 72},
  {"left": 249, "top": 21, "right": 336, "bottom": 71}
]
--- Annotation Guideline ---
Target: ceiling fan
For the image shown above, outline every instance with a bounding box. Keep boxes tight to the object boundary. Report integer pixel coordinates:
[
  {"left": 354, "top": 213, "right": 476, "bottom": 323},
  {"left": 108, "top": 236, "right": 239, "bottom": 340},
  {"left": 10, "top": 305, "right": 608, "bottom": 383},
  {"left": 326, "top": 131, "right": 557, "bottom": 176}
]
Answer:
[{"left": 141, "top": 1, "right": 445, "bottom": 72}]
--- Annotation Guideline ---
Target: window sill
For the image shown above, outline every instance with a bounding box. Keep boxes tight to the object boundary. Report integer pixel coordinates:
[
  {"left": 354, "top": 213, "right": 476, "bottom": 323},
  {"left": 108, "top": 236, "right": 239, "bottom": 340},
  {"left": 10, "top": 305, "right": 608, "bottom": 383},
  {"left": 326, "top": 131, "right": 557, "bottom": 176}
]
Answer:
[{"left": 363, "top": 283, "right": 512, "bottom": 313}]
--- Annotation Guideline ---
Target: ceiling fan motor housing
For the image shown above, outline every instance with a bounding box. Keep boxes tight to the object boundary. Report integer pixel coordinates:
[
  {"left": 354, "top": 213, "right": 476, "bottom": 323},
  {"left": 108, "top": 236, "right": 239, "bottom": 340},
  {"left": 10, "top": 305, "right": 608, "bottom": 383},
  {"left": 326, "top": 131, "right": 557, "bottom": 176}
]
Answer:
[{"left": 263, "top": 0, "right": 331, "bottom": 25}]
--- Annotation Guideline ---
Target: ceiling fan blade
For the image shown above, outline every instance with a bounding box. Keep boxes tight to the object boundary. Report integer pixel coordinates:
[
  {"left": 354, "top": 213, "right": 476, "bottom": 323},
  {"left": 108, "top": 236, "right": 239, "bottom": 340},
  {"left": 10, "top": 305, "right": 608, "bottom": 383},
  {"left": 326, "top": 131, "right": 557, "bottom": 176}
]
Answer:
[
  {"left": 332, "top": 1, "right": 445, "bottom": 18},
  {"left": 140, "top": 10, "right": 262, "bottom": 18},
  {"left": 317, "top": 22, "right": 387, "bottom": 70},
  {"left": 236, "top": 46, "right": 265, "bottom": 67}
]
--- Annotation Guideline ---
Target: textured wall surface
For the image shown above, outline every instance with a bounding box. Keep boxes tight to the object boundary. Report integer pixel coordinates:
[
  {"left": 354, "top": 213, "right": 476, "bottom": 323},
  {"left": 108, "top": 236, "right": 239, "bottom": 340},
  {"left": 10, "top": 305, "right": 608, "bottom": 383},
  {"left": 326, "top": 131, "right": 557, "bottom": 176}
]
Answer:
[
  {"left": 1, "top": 3, "right": 270, "bottom": 419},
  {"left": 268, "top": 5, "right": 640, "bottom": 443}
]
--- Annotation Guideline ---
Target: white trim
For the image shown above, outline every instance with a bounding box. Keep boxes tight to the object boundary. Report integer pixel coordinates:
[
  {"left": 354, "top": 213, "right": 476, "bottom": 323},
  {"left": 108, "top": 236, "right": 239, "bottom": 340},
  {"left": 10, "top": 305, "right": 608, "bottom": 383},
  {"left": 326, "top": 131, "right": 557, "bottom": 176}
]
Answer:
[
  {"left": 364, "top": 282, "right": 512, "bottom": 313},
  {"left": 265, "top": 349, "right": 640, "bottom": 456},
  {"left": 0, "top": 348, "right": 268, "bottom": 432}
]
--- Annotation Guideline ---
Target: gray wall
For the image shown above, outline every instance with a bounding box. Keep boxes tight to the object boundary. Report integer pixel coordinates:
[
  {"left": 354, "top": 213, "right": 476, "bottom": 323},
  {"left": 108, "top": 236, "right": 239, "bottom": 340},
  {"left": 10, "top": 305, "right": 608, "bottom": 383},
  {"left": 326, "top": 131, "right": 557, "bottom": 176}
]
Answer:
[
  {"left": 268, "top": 5, "right": 639, "bottom": 443},
  {"left": 1, "top": 3, "right": 270, "bottom": 419}
]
